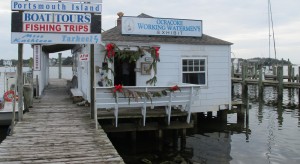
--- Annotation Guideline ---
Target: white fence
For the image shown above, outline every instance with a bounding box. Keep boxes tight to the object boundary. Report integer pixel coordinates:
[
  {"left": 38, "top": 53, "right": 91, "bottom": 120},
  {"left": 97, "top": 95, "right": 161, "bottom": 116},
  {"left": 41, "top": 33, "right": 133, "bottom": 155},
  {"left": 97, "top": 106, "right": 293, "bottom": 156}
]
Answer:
[{"left": 94, "top": 85, "right": 200, "bottom": 128}]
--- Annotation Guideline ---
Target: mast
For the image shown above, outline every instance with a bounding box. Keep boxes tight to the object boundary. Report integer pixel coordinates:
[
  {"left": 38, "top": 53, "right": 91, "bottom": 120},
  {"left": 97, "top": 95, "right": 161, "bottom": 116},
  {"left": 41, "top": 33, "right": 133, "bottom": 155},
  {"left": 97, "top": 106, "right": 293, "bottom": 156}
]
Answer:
[
  {"left": 268, "top": 0, "right": 277, "bottom": 60},
  {"left": 268, "top": 0, "right": 271, "bottom": 59}
]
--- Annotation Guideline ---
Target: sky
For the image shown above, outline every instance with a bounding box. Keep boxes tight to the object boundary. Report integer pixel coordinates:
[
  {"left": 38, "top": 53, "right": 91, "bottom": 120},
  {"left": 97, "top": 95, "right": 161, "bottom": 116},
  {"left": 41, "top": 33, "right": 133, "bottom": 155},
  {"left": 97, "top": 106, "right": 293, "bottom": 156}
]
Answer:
[{"left": 1, "top": 0, "right": 300, "bottom": 64}]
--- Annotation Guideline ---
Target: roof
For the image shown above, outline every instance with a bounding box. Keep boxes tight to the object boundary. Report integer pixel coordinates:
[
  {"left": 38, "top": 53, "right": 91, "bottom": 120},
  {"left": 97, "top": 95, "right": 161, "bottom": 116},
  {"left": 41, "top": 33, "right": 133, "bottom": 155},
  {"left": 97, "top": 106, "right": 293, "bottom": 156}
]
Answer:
[
  {"left": 42, "top": 44, "right": 75, "bottom": 53},
  {"left": 102, "top": 13, "right": 232, "bottom": 46}
]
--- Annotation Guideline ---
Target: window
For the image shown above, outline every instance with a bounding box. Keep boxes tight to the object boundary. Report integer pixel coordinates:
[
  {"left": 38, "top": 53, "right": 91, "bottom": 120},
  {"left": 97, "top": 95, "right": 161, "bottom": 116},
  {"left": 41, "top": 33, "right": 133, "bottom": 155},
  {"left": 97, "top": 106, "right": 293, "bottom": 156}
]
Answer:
[{"left": 182, "top": 58, "right": 207, "bottom": 85}]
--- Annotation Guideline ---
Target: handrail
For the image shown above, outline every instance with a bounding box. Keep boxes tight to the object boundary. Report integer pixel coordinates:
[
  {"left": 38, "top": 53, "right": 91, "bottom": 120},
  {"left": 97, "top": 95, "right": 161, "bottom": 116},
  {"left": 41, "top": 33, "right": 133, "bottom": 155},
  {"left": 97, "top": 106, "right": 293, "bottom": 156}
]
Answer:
[{"left": 94, "top": 85, "right": 200, "bottom": 129}]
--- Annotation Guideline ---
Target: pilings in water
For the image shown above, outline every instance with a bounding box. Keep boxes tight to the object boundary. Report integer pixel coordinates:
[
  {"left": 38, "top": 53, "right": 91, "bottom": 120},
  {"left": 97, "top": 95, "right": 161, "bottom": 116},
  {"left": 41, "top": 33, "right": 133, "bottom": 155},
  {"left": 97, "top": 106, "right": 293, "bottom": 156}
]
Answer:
[
  {"left": 299, "top": 66, "right": 300, "bottom": 105},
  {"left": 233, "top": 62, "right": 300, "bottom": 105}
]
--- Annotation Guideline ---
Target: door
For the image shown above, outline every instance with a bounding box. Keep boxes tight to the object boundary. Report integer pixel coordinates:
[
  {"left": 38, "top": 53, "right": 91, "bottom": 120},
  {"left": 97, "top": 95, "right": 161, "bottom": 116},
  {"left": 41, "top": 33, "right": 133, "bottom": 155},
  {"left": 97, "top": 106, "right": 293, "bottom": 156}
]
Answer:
[{"left": 114, "top": 58, "right": 136, "bottom": 86}]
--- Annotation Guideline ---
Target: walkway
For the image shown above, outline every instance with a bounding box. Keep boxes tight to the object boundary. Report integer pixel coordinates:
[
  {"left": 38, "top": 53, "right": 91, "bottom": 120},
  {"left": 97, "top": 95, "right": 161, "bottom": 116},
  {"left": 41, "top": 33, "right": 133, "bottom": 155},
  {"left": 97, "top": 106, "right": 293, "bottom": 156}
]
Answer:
[{"left": 0, "top": 79, "right": 124, "bottom": 164}]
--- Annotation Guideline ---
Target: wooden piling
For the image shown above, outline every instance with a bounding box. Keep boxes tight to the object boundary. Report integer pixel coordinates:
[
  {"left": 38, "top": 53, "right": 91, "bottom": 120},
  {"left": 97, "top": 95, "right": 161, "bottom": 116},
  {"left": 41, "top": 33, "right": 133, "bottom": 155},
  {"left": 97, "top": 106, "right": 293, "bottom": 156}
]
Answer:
[
  {"left": 207, "top": 111, "right": 213, "bottom": 119},
  {"left": 258, "top": 67, "right": 263, "bottom": 96},
  {"left": 180, "top": 129, "right": 186, "bottom": 149},
  {"left": 17, "top": 43, "right": 24, "bottom": 121},
  {"left": 292, "top": 67, "right": 295, "bottom": 82},
  {"left": 277, "top": 66, "right": 284, "bottom": 99},
  {"left": 231, "top": 64, "right": 234, "bottom": 77},
  {"left": 288, "top": 64, "right": 292, "bottom": 82},
  {"left": 254, "top": 63, "right": 258, "bottom": 79},
  {"left": 90, "top": 44, "right": 95, "bottom": 119},
  {"left": 273, "top": 64, "right": 277, "bottom": 76},
  {"left": 299, "top": 67, "right": 300, "bottom": 105},
  {"left": 58, "top": 53, "right": 62, "bottom": 79},
  {"left": 217, "top": 110, "right": 227, "bottom": 122},
  {"left": 172, "top": 130, "right": 179, "bottom": 148},
  {"left": 156, "top": 130, "right": 163, "bottom": 151},
  {"left": 242, "top": 63, "right": 248, "bottom": 95}
]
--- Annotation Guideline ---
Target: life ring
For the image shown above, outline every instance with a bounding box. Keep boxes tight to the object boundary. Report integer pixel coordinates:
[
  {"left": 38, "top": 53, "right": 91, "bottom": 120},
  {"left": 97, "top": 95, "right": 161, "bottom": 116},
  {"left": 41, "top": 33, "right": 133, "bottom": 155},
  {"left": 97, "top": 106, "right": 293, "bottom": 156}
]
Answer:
[{"left": 4, "top": 90, "right": 15, "bottom": 102}]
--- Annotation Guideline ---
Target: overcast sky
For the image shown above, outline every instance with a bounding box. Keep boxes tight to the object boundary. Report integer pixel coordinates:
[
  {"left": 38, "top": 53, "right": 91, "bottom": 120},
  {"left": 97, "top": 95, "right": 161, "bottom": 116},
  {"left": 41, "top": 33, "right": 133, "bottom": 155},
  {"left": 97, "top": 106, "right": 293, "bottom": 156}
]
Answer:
[{"left": 1, "top": 0, "right": 300, "bottom": 64}]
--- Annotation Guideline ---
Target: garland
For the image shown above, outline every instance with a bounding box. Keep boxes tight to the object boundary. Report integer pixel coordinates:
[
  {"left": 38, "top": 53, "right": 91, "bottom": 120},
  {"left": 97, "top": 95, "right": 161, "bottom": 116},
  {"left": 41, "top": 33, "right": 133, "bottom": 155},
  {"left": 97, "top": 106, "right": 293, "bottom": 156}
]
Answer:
[
  {"left": 112, "top": 84, "right": 180, "bottom": 103},
  {"left": 103, "top": 43, "right": 160, "bottom": 86}
]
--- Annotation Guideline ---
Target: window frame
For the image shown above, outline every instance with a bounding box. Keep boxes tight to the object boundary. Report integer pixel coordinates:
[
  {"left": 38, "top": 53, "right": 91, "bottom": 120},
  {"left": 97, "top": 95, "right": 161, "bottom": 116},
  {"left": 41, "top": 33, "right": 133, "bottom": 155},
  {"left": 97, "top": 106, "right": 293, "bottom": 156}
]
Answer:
[{"left": 181, "top": 57, "right": 208, "bottom": 86}]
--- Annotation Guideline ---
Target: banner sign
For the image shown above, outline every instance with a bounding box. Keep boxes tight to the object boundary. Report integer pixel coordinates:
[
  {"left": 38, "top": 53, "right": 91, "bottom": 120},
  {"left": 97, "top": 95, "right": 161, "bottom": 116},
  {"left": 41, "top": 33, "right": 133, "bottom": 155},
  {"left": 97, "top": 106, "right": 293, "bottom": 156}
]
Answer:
[
  {"left": 22, "top": 12, "right": 91, "bottom": 33},
  {"left": 11, "top": 32, "right": 101, "bottom": 44},
  {"left": 122, "top": 16, "right": 202, "bottom": 37},
  {"left": 23, "top": 12, "right": 92, "bottom": 24},
  {"left": 11, "top": 0, "right": 102, "bottom": 13},
  {"left": 12, "top": 12, "right": 101, "bottom": 34},
  {"left": 33, "top": 45, "right": 41, "bottom": 70},
  {"left": 79, "top": 54, "right": 89, "bottom": 61},
  {"left": 23, "top": 23, "right": 90, "bottom": 33}
]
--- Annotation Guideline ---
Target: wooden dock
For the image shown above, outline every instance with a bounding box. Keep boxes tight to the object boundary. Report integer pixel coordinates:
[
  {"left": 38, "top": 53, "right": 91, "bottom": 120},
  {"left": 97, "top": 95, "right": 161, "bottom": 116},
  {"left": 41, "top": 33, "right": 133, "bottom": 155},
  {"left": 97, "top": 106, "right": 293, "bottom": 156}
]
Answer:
[
  {"left": 0, "top": 79, "right": 124, "bottom": 164},
  {"left": 232, "top": 77, "right": 300, "bottom": 88}
]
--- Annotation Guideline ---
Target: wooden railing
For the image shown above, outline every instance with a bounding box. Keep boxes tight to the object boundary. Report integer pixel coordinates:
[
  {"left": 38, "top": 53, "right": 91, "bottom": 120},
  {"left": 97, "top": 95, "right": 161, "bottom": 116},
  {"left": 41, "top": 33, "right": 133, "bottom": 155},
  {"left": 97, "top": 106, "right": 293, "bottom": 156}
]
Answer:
[{"left": 94, "top": 85, "right": 200, "bottom": 129}]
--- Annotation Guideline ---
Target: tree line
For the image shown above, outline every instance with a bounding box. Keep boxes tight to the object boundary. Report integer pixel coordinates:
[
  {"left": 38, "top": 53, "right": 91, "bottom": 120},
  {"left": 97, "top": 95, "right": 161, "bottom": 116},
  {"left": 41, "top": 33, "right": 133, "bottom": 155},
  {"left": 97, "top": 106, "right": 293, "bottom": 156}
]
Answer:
[{"left": 0, "top": 56, "right": 73, "bottom": 67}]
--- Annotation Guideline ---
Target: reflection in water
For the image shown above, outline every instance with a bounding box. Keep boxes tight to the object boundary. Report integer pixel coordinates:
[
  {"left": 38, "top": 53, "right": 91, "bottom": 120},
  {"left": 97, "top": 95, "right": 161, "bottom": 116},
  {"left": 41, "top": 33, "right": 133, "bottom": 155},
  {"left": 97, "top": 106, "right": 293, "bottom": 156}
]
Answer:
[
  {"left": 107, "top": 84, "right": 300, "bottom": 164},
  {"left": 187, "top": 132, "right": 232, "bottom": 164}
]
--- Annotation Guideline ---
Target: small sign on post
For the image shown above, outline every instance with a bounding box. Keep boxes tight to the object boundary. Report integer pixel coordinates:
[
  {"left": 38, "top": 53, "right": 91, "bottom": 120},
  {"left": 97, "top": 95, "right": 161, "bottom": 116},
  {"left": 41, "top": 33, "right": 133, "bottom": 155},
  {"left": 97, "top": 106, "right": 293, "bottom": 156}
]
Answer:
[
  {"left": 33, "top": 45, "right": 41, "bottom": 71},
  {"left": 79, "top": 54, "right": 89, "bottom": 61}
]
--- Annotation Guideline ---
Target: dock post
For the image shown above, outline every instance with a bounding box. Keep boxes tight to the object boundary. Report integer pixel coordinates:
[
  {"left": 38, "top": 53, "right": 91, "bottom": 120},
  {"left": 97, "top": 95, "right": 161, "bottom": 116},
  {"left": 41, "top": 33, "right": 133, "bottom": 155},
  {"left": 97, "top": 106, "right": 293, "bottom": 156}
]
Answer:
[
  {"left": 298, "top": 66, "right": 300, "bottom": 83},
  {"left": 299, "top": 67, "right": 300, "bottom": 105},
  {"left": 231, "top": 64, "right": 234, "bottom": 77},
  {"left": 17, "top": 43, "right": 24, "bottom": 121},
  {"left": 277, "top": 66, "right": 284, "bottom": 99},
  {"left": 35, "top": 75, "right": 39, "bottom": 97},
  {"left": 172, "top": 130, "right": 179, "bottom": 148},
  {"left": 288, "top": 64, "right": 292, "bottom": 82},
  {"left": 207, "top": 111, "right": 213, "bottom": 119},
  {"left": 242, "top": 63, "right": 248, "bottom": 96},
  {"left": 258, "top": 67, "right": 263, "bottom": 97},
  {"left": 180, "top": 129, "right": 186, "bottom": 150},
  {"left": 90, "top": 44, "right": 95, "bottom": 119},
  {"left": 217, "top": 110, "right": 227, "bottom": 122},
  {"left": 273, "top": 64, "right": 277, "bottom": 78},
  {"left": 156, "top": 130, "right": 163, "bottom": 151},
  {"left": 254, "top": 63, "right": 258, "bottom": 79},
  {"left": 292, "top": 67, "right": 295, "bottom": 82},
  {"left": 58, "top": 53, "right": 62, "bottom": 79}
]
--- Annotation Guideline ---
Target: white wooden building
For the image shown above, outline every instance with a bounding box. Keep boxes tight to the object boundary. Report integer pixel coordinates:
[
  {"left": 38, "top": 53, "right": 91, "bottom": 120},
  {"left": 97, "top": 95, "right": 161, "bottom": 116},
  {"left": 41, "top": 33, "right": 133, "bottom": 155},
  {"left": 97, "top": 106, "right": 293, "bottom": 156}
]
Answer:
[{"left": 71, "top": 13, "right": 232, "bottom": 120}]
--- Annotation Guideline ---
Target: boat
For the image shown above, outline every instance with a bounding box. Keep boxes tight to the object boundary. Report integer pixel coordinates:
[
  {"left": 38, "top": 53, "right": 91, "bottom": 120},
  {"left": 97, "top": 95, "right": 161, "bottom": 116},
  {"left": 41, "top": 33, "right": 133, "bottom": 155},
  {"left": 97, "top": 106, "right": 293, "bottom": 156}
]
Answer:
[
  {"left": 0, "top": 66, "right": 24, "bottom": 126},
  {"left": 0, "top": 100, "right": 23, "bottom": 126}
]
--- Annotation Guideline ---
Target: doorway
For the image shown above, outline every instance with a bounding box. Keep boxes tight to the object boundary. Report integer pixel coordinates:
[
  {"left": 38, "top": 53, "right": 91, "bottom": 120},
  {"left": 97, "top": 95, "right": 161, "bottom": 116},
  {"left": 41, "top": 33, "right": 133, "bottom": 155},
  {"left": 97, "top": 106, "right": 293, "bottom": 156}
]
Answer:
[{"left": 114, "top": 58, "right": 136, "bottom": 86}]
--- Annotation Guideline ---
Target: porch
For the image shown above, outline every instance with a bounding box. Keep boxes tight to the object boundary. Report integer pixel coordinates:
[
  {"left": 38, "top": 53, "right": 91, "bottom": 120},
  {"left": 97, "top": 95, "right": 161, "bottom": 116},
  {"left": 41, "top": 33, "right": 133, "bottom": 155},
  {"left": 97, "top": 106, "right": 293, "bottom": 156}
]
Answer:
[{"left": 94, "top": 85, "right": 201, "bottom": 129}]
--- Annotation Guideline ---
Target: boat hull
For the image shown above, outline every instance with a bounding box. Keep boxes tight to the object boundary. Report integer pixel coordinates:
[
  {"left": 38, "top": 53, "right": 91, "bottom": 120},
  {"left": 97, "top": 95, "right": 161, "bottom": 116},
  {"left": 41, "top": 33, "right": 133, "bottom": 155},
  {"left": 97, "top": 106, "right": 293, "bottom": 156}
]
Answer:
[
  {"left": 0, "top": 102, "right": 24, "bottom": 126},
  {"left": 0, "top": 112, "right": 20, "bottom": 126}
]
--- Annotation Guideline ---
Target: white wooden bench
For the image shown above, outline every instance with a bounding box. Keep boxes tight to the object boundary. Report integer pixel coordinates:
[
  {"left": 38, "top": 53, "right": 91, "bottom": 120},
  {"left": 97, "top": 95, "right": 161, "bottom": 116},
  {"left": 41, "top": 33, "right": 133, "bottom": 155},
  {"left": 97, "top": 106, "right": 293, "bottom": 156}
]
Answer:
[{"left": 94, "top": 85, "right": 200, "bottom": 129}]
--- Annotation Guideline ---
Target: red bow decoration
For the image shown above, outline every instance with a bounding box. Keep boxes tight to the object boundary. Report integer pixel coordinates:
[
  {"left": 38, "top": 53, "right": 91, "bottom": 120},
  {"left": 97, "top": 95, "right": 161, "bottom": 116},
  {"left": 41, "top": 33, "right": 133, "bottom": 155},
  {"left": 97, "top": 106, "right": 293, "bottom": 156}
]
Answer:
[
  {"left": 170, "top": 85, "right": 180, "bottom": 92},
  {"left": 153, "top": 47, "right": 160, "bottom": 61},
  {"left": 106, "top": 43, "right": 115, "bottom": 58},
  {"left": 113, "top": 84, "right": 123, "bottom": 93}
]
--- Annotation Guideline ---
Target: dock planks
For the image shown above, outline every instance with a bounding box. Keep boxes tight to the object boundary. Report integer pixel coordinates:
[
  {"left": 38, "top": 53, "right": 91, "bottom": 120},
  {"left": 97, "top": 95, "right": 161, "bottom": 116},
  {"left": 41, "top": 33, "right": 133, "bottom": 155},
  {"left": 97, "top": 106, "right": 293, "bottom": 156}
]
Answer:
[{"left": 0, "top": 79, "right": 124, "bottom": 164}]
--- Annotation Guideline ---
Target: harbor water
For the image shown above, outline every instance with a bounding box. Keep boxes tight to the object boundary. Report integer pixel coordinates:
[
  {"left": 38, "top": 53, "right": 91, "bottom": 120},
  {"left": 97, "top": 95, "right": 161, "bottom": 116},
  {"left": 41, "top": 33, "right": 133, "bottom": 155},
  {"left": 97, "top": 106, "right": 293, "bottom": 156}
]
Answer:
[{"left": 108, "top": 84, "right": 300, "bottom": 164}]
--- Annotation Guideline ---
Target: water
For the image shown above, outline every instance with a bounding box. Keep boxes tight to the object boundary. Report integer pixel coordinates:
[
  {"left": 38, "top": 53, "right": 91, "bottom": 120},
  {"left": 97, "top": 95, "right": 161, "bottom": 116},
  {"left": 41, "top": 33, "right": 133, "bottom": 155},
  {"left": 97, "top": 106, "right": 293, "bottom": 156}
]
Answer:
[{"left": 108, "top": 84, "right": 300, "bottom": 164}]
